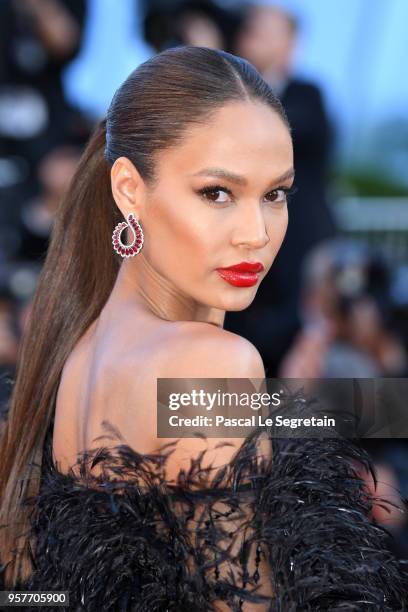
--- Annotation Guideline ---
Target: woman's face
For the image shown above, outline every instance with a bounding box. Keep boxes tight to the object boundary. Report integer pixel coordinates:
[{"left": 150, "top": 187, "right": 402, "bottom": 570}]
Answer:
[{"left": 123, "top": 100, "right": 293, "bottom": 313}]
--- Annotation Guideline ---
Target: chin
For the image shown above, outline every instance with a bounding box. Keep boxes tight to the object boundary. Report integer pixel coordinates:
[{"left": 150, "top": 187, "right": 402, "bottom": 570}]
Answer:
[{"left": 220, "top": 291, "right": 258, "bottom": 312}]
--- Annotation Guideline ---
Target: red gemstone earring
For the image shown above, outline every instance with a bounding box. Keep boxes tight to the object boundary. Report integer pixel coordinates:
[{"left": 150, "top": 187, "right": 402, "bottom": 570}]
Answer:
[{"left": 112, "top": 213, "right": 144, "bottom": 258}]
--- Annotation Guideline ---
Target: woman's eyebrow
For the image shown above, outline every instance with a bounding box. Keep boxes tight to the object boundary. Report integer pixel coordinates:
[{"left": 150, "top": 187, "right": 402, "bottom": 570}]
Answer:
[{"left": 190, "top": 167, "right": 295, "bottom": 186}]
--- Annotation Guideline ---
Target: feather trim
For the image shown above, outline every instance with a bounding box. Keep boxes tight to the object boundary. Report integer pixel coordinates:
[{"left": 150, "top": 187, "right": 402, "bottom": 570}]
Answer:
[{"left": 1, "top": 397, "right": 408, "bottom": 611}]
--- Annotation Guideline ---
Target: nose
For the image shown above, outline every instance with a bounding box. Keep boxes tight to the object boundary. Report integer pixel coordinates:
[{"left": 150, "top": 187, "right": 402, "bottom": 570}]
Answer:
[{"left": 230, "top": 203, "right": 270, "bottom": 250}]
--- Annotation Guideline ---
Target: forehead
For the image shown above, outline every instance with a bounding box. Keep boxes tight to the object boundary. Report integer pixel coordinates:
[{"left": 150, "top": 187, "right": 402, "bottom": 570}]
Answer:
[{"left": 155, "top": 100, "right": 293, "bottom": 179}]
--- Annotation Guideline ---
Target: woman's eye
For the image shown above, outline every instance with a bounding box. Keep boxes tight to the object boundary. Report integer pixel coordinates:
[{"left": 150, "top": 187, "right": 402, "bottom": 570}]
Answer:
[
  {"left": 265, "top": 186, "right": 298, "bottom": 204},
  {"left": 265, "top": 189, "right": 288, "bottom": 203},
  {"left": 198, "top": 184, "right": 297, "bottom": 206},
  {"left": 198, "top": 186, "right": 232, "bottom": 204}
]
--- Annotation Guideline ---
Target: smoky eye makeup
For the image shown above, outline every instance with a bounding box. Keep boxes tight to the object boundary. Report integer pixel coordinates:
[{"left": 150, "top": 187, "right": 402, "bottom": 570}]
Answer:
[{"left": 196, "top": 184, "right": 298, "bottom": 205}]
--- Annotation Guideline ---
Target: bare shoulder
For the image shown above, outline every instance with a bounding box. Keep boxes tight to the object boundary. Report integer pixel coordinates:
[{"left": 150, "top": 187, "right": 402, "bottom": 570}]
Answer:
[
  {"left": 153, "top": 322, "right": 268, "bottom": 480},
  {"left": 101, "top": 321, "right": 268, "bottom": 474},
  {"left": 157, "top": 321, "right": 266, "bottom": 378},
  {"left": 78, "top": 321, "right": 264, "bottom": 451}
]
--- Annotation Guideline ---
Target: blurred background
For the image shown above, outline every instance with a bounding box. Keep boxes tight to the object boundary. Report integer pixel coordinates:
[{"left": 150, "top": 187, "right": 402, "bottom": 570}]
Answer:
[{"left": 1, "top": 0, "right": 408, "bottom": 556}]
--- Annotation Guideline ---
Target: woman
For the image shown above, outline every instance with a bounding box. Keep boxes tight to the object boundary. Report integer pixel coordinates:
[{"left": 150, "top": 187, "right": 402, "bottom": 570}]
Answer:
[{"left": 0, "top": 46, "right": 407, "bottom": 611}]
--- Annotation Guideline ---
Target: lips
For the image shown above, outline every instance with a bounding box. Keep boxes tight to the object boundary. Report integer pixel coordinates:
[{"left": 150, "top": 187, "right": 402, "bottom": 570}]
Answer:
[
  {"left": 216, "top": 261, "right": 264, "bottom": 287},
  {"left": 220, "top": 262, "right": 264, "bottom": 273}
]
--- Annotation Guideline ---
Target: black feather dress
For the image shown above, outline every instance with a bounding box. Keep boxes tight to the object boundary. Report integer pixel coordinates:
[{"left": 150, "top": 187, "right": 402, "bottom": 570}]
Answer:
[{"left": 1, "top": 400, "right": 408, "bottom": 611}]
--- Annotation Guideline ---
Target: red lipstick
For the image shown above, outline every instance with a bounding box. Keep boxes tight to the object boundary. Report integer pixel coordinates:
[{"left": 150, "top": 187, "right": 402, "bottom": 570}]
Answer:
[{"left": 216, "top": 261, "right": 264, "bottom": 287}]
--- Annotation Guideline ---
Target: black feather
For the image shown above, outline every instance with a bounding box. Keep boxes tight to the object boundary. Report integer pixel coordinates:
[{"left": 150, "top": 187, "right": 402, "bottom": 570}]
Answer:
[{"left": 1, "top": 394, "right": 408, "bottom": 611}]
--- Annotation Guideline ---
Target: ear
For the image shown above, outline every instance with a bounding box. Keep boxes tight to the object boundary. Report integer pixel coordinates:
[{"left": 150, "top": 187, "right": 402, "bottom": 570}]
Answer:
[{"left": 110, "top": 156, "right": 143, "bottom": 218}]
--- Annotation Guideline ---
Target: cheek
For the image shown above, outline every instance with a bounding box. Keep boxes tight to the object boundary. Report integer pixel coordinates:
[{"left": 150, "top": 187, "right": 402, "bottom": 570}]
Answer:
[
  {"left": 267, "top": 207, "right": 288, "bottom": 251},
  {"left": 144, "top": 200, "right": 210, "bottom": 276}
]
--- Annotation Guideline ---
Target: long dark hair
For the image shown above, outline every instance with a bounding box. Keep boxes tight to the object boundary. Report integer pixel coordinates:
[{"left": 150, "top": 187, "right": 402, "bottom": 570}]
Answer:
[{"left": 0, "top": 45, "right": 289, "bottom": 586}]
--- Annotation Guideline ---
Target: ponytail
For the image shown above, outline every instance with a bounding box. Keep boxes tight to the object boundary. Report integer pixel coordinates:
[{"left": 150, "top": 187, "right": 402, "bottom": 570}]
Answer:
[
  {"left": 0, "top": 119, "right": 120, "bottom": 586},
  {"left": 0, "top": 44, "right": 291, "bottom": 587}
]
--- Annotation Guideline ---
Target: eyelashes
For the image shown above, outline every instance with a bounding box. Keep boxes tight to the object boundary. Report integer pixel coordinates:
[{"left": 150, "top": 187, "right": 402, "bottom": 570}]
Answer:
[{"left": 197, "top": 184, "right": 298, "bottom": 205}]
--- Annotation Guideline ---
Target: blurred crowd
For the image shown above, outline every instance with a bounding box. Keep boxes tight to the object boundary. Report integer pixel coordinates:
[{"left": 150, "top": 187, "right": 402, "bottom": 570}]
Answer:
[{"left": 1, "top": 0, "right": 408, "bottom": 555}]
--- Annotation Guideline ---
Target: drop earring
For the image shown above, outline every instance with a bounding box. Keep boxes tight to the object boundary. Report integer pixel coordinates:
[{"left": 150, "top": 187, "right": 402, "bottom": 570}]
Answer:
[{"left": 112, "top": 213, "right": 144, "bottom": 258}]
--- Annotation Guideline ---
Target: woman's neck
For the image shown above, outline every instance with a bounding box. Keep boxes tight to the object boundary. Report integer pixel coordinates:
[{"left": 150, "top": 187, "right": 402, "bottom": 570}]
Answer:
[{"left": 108, "top": 254, "right": 226, "bottom": 328}]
